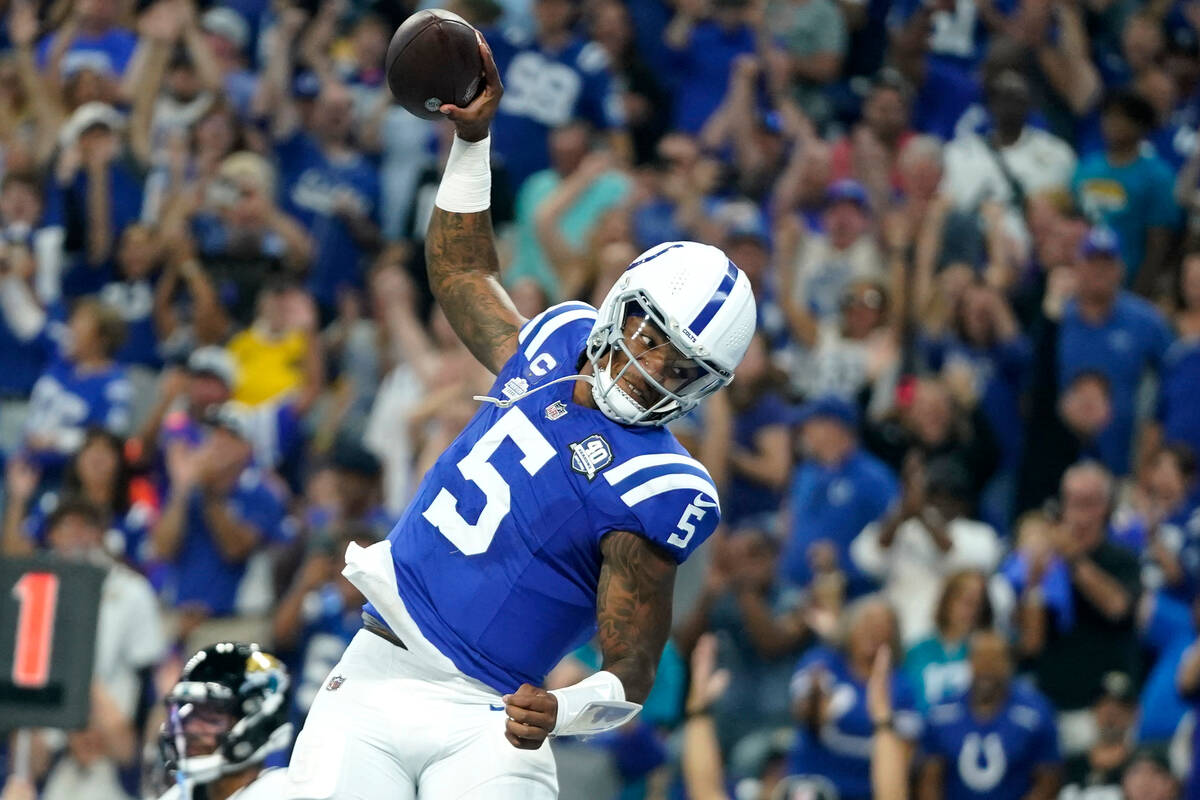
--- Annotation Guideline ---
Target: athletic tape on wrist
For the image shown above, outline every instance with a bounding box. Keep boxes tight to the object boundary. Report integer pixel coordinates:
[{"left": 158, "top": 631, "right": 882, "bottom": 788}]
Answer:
[
  {"left": 434, "top": 135, "right": 492, "bottom": 213},
  {"left": 548, "top": 670, "right": 642, "bottom": 737}
]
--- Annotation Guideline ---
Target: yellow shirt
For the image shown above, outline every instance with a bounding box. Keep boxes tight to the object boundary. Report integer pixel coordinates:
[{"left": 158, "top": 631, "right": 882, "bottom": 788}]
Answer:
[{"left": 227, "top": 327, "right": 307, "bottom": 406}]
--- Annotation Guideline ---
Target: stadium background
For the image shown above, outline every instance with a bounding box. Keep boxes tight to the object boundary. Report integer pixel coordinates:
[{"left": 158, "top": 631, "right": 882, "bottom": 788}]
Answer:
[{"left": 1, "top": 0, "right": 1199, "bottom": 795}]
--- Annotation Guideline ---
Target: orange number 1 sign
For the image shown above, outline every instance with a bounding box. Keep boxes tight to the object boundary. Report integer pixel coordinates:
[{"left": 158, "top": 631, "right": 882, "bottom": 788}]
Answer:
[{"left": 11, "top": 573, "right": 59, "bottom": 688}]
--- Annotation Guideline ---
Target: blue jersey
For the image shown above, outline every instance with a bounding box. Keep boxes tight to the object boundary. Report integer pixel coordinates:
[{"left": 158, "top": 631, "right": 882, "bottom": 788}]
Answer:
[
  {"left": 367, "top": 302, "right": 720, "bottom": 693},
  {"left": 922, "top": 683, "right": 1060, "bottom": 800},
  {"left": 488, "top": 31, "right": 624, "bottom": 191},
  {"left": 24, "top": 360, "right": 133, "bottom": 465}
]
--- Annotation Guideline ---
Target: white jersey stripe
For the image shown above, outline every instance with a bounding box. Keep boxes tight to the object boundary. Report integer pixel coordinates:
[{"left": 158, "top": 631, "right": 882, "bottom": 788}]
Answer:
[
  {"left": 619, "top": 474, "right": 720, "bottom": 510},
  {"left": 517, "top": 309, "right": 550, "bottom": 345},
  {"left": 604, "top": 453, "right": 714, "bottom": 486},
  {"left": 517, "top": 301, "right": 595, "bottom": 346},
  {"left": 522, "top": 308, "right": 597, "bottom": 360}
]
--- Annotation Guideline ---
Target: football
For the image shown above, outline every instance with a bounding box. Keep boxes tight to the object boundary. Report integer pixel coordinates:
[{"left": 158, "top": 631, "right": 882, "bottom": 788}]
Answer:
[{"left": 385, "top": 9, "right": 484, "bottom": 121}]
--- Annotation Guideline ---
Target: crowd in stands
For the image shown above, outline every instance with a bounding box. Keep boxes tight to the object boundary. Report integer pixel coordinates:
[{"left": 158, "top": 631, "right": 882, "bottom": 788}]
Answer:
[{"left": 6, "top": 0, "right": 1200, "bottom": 797}]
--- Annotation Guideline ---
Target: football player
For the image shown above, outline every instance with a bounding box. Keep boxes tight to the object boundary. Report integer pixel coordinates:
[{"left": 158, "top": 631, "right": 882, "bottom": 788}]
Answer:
[
  {"left": 157, "top": 642, "right": 292, "bottom": 800},
  {"left": 284, "top": 30, "right": 756, "bottom": 800}
]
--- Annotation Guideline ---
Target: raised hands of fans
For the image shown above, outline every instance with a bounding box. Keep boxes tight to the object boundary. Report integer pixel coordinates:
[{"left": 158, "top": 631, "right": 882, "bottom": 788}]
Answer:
[
  {"left": 1042, "top": 265, "right": 1077, "bottom": 321},
  {"left": 881, "top": 207, "right": 915, "bottom": 256},
  {"left": 139, "top": 0, "right": 187, "bottom": 43},
  {"left": 439, "top": 31, "right": 504, "bottom": 143},
  {"left": 298, "top": 552, "right": 334, "bottom": 592},
  {"left": 8, "top": 1, "right": 38, "bottom": 48},
  {"left": 732, "top": 53, "right": 761, "bottom": 86},
  {"left": 278, "top": 4, "right": 311, "bottom": 42},
  {"left": 166, "top": 443, "right": 202, "bottom": 490},
  {"left": 866, "top": 645, "right": 894, "bottom": 727},
  {"left": 55, "top": 143, "right": 82, "bottom": 185},
  {"left": 685, "top": 633, "right": 731, "bottom": 715},
  {"left": 501, "top": 683, "right": 558, "bottom": 750},
  {"left": 899, "top": 451, "right": 928, "bottom": 517},
  {"left": 675, "top": 0, "right": 711, "bottom": 20},
  {"left": 0, "top": 776, "right": 35, "bottom": 800},
  {"left": 806, "top": 538, "right": 838, "bottom": 575},
  {"left": 5, "top": 457, "right": 39, "bottom": 503}
]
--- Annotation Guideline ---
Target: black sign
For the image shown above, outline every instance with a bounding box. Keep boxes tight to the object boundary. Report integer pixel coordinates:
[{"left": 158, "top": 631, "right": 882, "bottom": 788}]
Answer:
[{"left": 0, "top": 557, "right": 105, "bottom": 731}]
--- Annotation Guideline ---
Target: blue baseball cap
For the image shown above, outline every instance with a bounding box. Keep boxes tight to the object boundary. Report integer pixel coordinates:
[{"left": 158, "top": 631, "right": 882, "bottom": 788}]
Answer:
[
  {"left": 1080, "top": 225, "right": 1122, "bottom": 261},
  {"left": 793, "top": 395, "right": 860, "bottom": 430},
  {"left": 824, "top": 179, "right": 870, "bottom": 211}
]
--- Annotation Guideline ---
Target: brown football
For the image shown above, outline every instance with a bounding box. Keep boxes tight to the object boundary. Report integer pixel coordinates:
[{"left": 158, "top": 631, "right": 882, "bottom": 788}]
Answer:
[{"left": 385, "top": 9, "right": 484, "bottom": 121}]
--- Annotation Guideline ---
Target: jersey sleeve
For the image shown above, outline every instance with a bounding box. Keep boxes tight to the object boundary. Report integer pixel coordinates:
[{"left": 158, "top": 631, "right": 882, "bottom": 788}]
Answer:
[
  {"left": 597, "top": 448, "right": 721, "bottom": 563},
  {"left": 511, "top": 301, "right": 598, "bottom": 375}
]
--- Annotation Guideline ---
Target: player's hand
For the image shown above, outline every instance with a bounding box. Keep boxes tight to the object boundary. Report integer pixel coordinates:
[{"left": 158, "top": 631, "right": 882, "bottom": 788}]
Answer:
[
  {"left": 501, "top": 683, "right": 557, "bottom": 749},
  {"left": 441, "top": 31, "right": 504, "bottom": 143}
]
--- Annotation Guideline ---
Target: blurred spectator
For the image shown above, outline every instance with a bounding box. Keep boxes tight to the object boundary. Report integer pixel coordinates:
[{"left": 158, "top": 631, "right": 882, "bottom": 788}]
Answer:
[
  {"left": 852, "top": 455, "right": 1002, "bottom": 644},
  {"left": 513, "top": 121, "right": 630, "bottom": 302},
  {"left": 227, "top": 278, "right": 321, "bottom": 407},
  {"left": 259, "top": 12, "right": 381, "bottom": 315},
  {"left": 3, "top": 428, "right": 155, "bottom": 569},
  {"left": 98, "top": 224, "right": 162, "bottom": 372},
  {"left": 701, "top": 334, "right": 792, "bottom": 526},
  {"left": 864, "top": 377, "right": 1000, "bottom": 513},
  {"left": 149, "top": 405, "right": 289, "bottom": 629},
  {"left": 917, "top": 630, "right": 1061, "bottom": 799},
  {"left": 781, "top": 179, "right": 885, "bottom": 325},
  {"left": 904, "top": 569, "right": 993, "bottom": 710},
  {"left": 780, "top": 395, "right": 899, "bottom": 594},
  {"left": 763, "top": 0, "right": 847, "bottom": 128},
  {"left": 0, "top": 170, "right": 63, "bottom": 305},
  {"left": 1073, "top": 90, "right": 1178, "bottom": 298},
  {"left": 1059, "top": 671, "right": 1139, "bottom": 797},
  {"left": 1136, "top": 594, "right": 1196, "bottom": 744},
  {"left": 663, "top": 0, "right": 757, "bottom": 136},
  {"left": 23, "top": 297, "right": 131, "bottom": 471},
  {"left": 919, "top": 282, "right": 1030, "bottom": 529},
  {"left": 587, "top": 0, "right": 670, "bottom": 165},
  {"left": 1154, "top": 254, "right": 1200, "bottom": 464},
  {"left": 1053, "top": 227, "right": 1172, "bottom": 477},
  {"left": 35, "top": 0, "right": 137, "bottom": 79},
  {"left": 1121, "top": 747, "right": 1182, "bottom": 800},
  {"left": 30, "top": 496, "right": 164, "bottom": 800},
  {"left": 675, "top": 527, "right": 808, "bottom": 752},
  {"left": 274, "top": 523, "right": 377, "bottom": 727},
  {"left": 1020, "top": 462, "right": 1141, "bottom": 755},
  {"left": 830, "top": 72, "right": 914, "bottom": 203},
  {"left": 787, "top": 597, "right": 922, "bottom": 800},
  {"left": 488, "top": 0, "right": 627, "bottom": 192},
  {"left": 942, "top": 69, "right": 1076, "bottom": 239}
]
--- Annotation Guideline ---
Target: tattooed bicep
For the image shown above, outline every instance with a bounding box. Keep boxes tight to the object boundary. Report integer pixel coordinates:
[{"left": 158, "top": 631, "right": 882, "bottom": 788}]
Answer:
[{"left": 425, "top": 207, "right": 523, "bottom": 373}]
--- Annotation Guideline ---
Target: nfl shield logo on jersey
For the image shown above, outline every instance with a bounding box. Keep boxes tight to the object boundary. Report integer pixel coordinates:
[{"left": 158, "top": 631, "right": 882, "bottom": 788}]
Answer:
[
  {"left": 326, "top": 675, "right": 345, "bottom": 691},
  {"left": 569, "top": 435, "right": 613, "bottom": 480},
  {"left": 545, "top": 401, "right": 568, "bottom": 421}
]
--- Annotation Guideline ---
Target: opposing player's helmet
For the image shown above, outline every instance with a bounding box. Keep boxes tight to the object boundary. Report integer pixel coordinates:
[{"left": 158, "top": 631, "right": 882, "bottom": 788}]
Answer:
[
  {"left": 160, "top": 642, "right": 292, "bottom": 785},
  {"left": 587, "top": 241, "right": 756, "bottom": 425}
]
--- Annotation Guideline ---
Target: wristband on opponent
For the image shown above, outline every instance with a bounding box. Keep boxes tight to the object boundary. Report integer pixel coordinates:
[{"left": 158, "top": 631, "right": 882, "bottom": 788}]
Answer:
[
  {"left": 548, "top": 670, "right": 642, "bottom": 737},
  {"left": 434, "top": 135, "right": 492, "bottom": 213}
]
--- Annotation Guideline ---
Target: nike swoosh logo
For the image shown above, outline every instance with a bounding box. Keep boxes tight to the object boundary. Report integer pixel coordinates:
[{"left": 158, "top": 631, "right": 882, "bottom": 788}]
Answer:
[{"left": 489, "top": 704, "right": 505, "bottom": 711}]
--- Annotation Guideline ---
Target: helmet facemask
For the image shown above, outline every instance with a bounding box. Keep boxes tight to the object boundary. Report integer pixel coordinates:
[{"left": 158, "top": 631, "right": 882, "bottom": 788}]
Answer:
[
  {"left": 587, "top": 293, "right": 731, "bottom": 426},
  {"left": 162, "top": 684, "right": 240, "bottom": 785}
]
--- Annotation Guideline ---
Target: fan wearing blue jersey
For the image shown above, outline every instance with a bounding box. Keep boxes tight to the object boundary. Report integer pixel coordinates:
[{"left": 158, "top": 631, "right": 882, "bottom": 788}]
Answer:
[
  {"left": 284, "top": 32, "right": 757, "bottom": 800},
  {"left": 917, "top": 631, "right": 1062, "bottom": 800}
]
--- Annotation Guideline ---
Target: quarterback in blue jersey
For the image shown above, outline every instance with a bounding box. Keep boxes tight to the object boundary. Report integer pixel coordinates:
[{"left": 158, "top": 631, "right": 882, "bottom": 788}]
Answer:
[{"left": 284, "top": 32, "right": 756, "bottom": 800}]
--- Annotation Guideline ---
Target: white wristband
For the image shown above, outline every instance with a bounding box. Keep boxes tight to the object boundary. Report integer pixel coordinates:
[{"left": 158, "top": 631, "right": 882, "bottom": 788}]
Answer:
[
  {"left": 434, "top": 135, "right": 492, "bottom": 213},
  {"left": 548, "top": 670, "right": 642, "bottom": 737}
]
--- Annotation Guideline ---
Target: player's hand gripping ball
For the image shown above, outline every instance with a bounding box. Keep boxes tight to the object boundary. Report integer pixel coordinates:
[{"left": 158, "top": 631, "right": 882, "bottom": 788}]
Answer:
[
  {"left": 385, "top": 9, "right": 485, "bottom": 121},
  {"left": 502, "top": 684, "right": 558, "bottom": 750}
]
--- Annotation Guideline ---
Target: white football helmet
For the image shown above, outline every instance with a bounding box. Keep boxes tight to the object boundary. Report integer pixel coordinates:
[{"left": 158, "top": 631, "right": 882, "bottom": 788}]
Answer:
[{"left": 587, "top": 241, "right": 756, "bottom": 426}]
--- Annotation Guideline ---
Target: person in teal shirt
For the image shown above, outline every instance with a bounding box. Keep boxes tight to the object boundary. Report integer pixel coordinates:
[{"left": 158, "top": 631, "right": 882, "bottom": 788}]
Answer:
[
  {"left": 508, "top": 120, "right": 631, "bottom": 302},
  {"left": 904, "top": 570, "right": 994, "bottom": 710},
  {"left": 1072, "top": 89, "right": 1178, "bottom": 295}
]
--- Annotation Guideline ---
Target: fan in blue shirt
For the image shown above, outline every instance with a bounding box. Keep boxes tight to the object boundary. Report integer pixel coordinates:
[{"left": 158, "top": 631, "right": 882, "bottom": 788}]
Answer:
[
  {"left": 919, "top": 631, "right": 1062, "bottom": 800},
  {"left": 788, "top": 599, "right": 923, "bottom": 800},
  {"left": 662, "top": 1, "right": 757, "bottom": 135},
  {"left": 152, "top": 412, "right": 290, "bottom": 618},
  {"left": 271, "top": 81, "right": 381, "bottom": 313},
  {"left": 99, "top": 224, "right": 163, "bottom": 369},
  {"left": 1057, "top": 227, "right": 1173, "bottom": 475},
  {"left": 487, "top": 14, "right": 625, "bottom": 192},
  {"left": 1137, "top": 593, "right": 1196, "bottom": 742},
  {"left": 781, "top": 396, "right": 899, "bottom": 593}
]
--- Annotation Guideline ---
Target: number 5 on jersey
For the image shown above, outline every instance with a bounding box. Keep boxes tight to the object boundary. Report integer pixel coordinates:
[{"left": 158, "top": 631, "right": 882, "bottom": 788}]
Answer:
[{"left": 423, "top": 408, "right": 556, "bottom": 555}]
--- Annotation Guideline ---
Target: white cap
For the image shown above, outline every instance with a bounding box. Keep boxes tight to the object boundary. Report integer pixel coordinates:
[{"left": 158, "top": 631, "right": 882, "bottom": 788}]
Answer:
[
  {"left": 59, "top": 101, "right": 124, "bottom": 148},
  {"left": 61, "top": 49, "right": 115, "bottom": 79},
  {"left": 201, "top": 8, "right": 249, "bottom": 51},
  {"left": 187, "top": 346, "right": 237, "bottom": 389}
]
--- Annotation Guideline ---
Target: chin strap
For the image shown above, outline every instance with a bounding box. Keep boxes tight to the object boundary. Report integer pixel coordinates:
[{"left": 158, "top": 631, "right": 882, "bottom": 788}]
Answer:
[{"left": 473, "top": 374, "right": 595, "bottom": 409}]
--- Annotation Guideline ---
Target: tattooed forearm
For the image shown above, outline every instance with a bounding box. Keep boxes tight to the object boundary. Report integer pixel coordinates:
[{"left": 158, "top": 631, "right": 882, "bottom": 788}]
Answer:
[
  {"left": 425, "top": 207, "right": 522, "bottom": 373},
  {"left": 597, "top": 530, "right": 677, "bottom": 704}
]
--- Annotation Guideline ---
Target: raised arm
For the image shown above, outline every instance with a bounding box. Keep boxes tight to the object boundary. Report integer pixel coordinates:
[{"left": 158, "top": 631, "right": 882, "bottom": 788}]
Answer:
[{"left": 427, "top": 33, "right": 524, "bottom": 374}]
